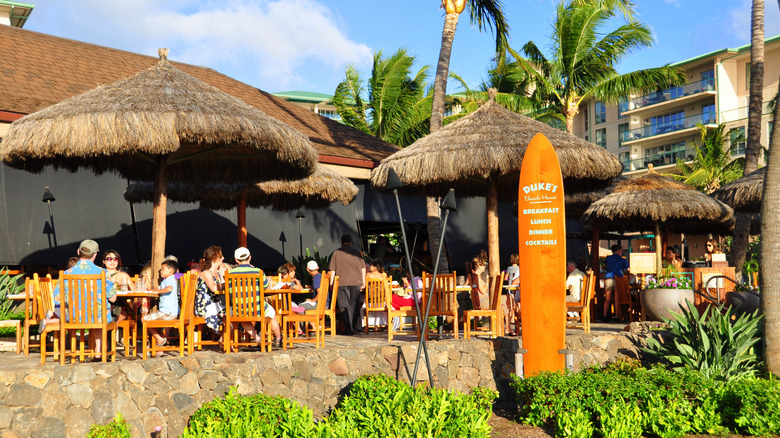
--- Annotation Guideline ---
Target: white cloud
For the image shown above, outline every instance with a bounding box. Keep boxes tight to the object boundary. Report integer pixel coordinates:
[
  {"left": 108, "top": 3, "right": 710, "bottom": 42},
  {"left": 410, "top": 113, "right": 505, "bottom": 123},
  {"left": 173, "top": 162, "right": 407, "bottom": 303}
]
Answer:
[
  {"left": 727, "top": 0, "right": 780, "bottom": 43},
  {"left": 28, "top": 0, "right": 372, "bottom": 91}
]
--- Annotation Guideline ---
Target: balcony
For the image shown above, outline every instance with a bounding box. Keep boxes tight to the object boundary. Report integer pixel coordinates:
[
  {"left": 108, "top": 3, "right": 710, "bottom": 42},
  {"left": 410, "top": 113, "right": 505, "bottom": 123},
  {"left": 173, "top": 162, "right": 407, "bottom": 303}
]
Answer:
[
  {"left": 623, "top": 113, "right": 716, "bottom": 145},
  {"left": 622, "top": 148, "right": 696, "bottom": 173},
  {"left": 621, "top": 79, "right": 716, "bottom": 114},
  {"left": 720, "top": 100, "right": 774, "bottom": 123}
]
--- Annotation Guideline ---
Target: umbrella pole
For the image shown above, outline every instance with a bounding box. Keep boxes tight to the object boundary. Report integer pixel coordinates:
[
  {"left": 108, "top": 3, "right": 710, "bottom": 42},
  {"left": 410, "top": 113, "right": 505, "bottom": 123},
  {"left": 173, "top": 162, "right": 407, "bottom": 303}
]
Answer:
[
  {"left": 238, "top": 190, "right": 248, "bottom": 247},
  {"left": 151, "top": 158, "right": 169, "bottom": 285},
  {"left": 654, "top": 222, "right": 663, "bottom": 275},
  {"left": 487, "top": 177, "right": 500, "bottom": 278}
]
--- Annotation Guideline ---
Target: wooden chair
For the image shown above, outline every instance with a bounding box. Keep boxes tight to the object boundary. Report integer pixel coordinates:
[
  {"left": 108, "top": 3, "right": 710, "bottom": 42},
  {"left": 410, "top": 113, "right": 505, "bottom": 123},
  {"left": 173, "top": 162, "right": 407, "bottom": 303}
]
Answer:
[
  {"left": 387, "top": 279, "right": 419, "bottom": 342},
  {"left": 322, "top": 276, "right": 340, "bottom": 336},
  {"left": 364, "top": 276, "right": 389, "bottom": 333},
  {"left": 115, "top": 274, "right": 138, "bottom": 358},
  {"left": 37, "top": 275, "right": 61, "bottom": 364},
  {"left": 421, "top": 272, "right": 459, "bottom": 339},
  {"left": 265, "top": 286, "right": 297, "bottom": 350},
  {"left": 285, "top": 273, "right": 330, "bottom": 348},
  {"left": 142, "top": 272, "right": 197, "bottom": 359},
  {"left": 464, "top": 276, "right": 503, "bottom": 339},
  {"left": 23, "top": 275, "right": 41, "bottom": 355},
  {"left": 185, "top": 275, "right": 222, "bottom": 355},
  {"left": 567, "top": 271, "right": 595, "bottom": 333},
  {"left": 58, "top": 271, "right": 117, "bottom": 364},
  {"left": 614, "top": 276, "right": 638, "bottom": 322},
  {"left": 223, "top": 272, "right": 266, "bottom": 353}
]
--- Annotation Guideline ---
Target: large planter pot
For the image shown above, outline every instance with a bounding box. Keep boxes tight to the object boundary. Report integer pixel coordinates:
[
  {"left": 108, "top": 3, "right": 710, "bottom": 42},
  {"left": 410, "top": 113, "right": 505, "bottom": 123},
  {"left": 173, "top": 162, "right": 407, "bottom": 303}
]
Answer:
[
  {"left": 726, "top": 290, "right": 760, "bottom": 315},
  {"left": 640, "top": 288, "right": 695, "bottom": 321}
]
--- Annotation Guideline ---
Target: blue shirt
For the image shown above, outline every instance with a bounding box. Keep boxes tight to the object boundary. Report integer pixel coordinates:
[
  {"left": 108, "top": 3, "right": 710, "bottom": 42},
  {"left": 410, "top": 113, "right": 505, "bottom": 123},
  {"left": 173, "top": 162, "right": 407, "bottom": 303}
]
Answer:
[
  {"left": 158, "top": 275, "right": 179, "bottom": 316},
  {"left": 604, "top": 254, "right": 629, "bottom": 279},
  {"left": 54, "top": 259, "right": 114, "bottom": 322}
]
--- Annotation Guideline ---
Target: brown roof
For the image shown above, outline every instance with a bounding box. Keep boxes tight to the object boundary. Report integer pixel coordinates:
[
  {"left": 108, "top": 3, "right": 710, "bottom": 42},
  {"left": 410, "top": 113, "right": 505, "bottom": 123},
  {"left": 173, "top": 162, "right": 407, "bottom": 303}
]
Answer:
[{"left": 0, "top": 25, "right": 399, "bottom": 166}]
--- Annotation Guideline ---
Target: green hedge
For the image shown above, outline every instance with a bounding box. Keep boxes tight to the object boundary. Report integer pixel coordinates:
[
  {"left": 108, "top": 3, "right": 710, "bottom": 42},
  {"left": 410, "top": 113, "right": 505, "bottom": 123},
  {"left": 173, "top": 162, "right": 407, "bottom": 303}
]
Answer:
[
  {"left": 513, "top": 359, "right": 780, "bottom": 438},
  {"left": 180, "top": 374, "right": 497, "bottom": 438}
]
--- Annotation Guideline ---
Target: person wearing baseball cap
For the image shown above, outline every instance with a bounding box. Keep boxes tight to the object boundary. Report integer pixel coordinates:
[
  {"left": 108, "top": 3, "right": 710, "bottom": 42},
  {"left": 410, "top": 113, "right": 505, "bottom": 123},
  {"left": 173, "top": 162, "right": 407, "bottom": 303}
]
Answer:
[
  {"left": 228, "top": 247, "right": 282, "bottom": 347},
  {"left": 53, "top": 238, "right": 117, "bottom": 360}
]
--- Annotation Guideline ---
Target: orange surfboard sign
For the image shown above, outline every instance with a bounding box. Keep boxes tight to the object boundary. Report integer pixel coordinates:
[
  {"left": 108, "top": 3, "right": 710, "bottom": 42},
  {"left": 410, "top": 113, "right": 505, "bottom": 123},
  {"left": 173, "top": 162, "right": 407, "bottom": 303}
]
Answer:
[{"left": 518, "top": 133, "right": 566, "bottom": 376}]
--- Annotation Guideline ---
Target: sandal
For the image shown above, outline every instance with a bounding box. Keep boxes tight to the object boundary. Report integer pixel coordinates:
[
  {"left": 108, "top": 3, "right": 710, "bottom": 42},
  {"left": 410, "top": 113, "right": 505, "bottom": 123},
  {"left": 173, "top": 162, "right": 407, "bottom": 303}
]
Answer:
[{"left": 156, "top": 338, "right": 168, "bottom": 347}]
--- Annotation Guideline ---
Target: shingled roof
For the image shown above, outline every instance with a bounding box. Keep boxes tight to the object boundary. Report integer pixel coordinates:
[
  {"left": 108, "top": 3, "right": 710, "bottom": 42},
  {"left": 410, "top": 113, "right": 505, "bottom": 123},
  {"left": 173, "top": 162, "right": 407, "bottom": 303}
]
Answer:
[{"left": 0, "top": 25, "right": 399, "bottom": 168}]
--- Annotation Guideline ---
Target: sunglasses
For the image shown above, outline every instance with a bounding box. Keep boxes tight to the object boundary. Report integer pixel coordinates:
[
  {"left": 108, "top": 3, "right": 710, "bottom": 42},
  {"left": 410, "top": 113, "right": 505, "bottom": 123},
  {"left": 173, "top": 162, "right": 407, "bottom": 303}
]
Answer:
[{"left": 104, "top": 257, "right": 118, "bottom": 261}]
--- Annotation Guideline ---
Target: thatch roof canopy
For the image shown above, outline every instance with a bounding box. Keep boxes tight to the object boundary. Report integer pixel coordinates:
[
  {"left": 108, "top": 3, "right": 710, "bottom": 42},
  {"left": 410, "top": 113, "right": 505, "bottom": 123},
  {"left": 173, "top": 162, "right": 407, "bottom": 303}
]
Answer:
[
  {"left": 711, "top": 167, "right": 765, "bottom": 213},
  {"left": 581, "top": 167, "right": 734, "bottom": 233},
  {"left": 370, "top": 91, "right": 623, "bottom": 198},
  {"left": 564, "top": 175, "right": 627, "bottom": 217},
  {"left": 0, "top": 49, "right": 318, "bottom": 183},
  {"left": 124, "top": 165, "right": 358, "bottom": 211}
]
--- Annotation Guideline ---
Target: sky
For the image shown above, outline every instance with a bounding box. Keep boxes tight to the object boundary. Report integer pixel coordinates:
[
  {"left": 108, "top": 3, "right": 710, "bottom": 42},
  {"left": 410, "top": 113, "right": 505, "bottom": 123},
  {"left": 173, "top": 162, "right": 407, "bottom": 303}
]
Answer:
[{"left": 22, "top": 0, "right": 780, "bottom": 96}]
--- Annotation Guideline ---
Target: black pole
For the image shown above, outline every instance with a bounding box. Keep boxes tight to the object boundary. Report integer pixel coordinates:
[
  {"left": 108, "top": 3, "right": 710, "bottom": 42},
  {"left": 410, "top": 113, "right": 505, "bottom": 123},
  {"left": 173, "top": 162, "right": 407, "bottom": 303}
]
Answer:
[
  {"left": 298, "top": 217, "right": 304, "bottom": 260},
  {"left": 411, "top": 189, "right": 455, "bottom": 384},
  {"left": 46, "top": 201, "right": 59, "bottom": 261},
  {"left": 129, "top": 202, "right": 143, "bottom": 266}
]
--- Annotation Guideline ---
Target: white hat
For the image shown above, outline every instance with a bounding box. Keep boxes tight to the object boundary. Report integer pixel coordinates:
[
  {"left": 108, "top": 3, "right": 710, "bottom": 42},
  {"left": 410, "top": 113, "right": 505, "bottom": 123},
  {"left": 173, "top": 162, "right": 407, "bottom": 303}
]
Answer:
[
  {"left": 234, "top": 247, "right": 251, "bottom": 261},
  {"left": 306, "top": 260, "right": 319, "bottom": 271}
]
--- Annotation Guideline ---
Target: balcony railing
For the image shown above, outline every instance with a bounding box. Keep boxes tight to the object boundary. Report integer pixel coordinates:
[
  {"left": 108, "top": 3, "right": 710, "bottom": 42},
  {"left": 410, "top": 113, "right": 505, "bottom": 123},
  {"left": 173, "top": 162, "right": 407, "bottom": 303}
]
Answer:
[
  {"left": 624, "top": 113, "right": 716, "bottom": 142},
  {"left": 622, "top": 148, "right": 696, "bottom": 172},
  {"left": 720, "top": 100, "right": 773, "bottom": 123},
  {"left": 624, "top": 78, "right": 715, "bottom": 112}
]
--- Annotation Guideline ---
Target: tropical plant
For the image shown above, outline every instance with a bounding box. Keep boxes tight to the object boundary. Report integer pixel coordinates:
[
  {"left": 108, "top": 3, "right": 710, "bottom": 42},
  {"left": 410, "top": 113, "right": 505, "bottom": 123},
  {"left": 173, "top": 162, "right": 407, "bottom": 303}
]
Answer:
[
  {"left": 86, "top": 413, "right": 131, "bottom": 438},
  {"left": 332, "top": 48, "right": 431, "bottom": 147},
  {"left": 674, "top": 124, "right": 745, "bottom": 193},
  {"left": 509, "top": 0, "right": 686, "bottom": 133},
  {"left": 0, "top": 269, "right": 24, "bottom": 320},
  {"left": 291, "top": 247, "right": 331, "bottom": 287},
  {"left": 643, "top": 304, "right": 763, "bottom": 381}
]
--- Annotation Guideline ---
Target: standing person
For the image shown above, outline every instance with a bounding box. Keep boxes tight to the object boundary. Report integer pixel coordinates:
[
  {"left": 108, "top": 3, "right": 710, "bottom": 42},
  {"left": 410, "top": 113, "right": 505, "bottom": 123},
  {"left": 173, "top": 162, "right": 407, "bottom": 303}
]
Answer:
[
  {"left": 228, "top": 247, "right": 282, "bottom": 346},
  {"left": 142, "top": 259, "right": 179, "bottom": 356},
  {"left": 603, "top": 245, "right": 629, "bottom": 322},
  {"left": 328, "top": 234, "right": 366, "bottom": 335},
  {"left": 468, "top": 256, "right": 489, "bottom": 310},
  {"left": 55, "top": 239, "right": 117, "bottom": 359}
]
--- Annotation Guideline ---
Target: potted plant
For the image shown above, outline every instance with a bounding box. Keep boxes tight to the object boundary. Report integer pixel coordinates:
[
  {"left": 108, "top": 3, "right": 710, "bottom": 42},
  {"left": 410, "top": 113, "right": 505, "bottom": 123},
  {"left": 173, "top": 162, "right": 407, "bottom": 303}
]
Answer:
[{"left": 640, "top": 266, "right": 695, "bottom": 321}]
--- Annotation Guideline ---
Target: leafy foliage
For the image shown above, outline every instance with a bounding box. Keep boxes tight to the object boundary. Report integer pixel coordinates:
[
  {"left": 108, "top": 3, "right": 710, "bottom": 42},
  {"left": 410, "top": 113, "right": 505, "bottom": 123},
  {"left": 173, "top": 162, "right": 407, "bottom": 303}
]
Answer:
[
  {"left": 514, "top": 360, "right": 780, "bottom": 437},
  {"left": 333, "top": 49, "right": 431, "bottom": 147},
  {"left": 644, "top": 265, "right": 694, "bottom": 290},
  {"left": 0, "top": 268, "right": 24, "bottom": 320},
  {"left": 643, "top": 304, "right": 763, "bottom": 381},
  {"left": 86, "top": 414, "right": 131, "bottom": 438},
  {"left": 674, "top": 124, "right": 745, "bottom": 193},
  {"left": 291, "top": 247, "right": 331, "bottom": 288}
]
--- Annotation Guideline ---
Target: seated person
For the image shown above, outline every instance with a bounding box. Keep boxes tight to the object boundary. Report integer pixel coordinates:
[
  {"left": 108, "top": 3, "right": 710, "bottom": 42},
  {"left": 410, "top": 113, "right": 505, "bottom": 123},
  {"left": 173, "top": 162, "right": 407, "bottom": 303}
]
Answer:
[
  {"left": 565, "top": 260, "right": 586, "bottom": 303},
  {"left": 142, "top": 259, "right": 179, "bottom": 356},
  {"left": 228, "top": 247, "right": 281, "bottom": 346},
  {"left": 664, "top": 247, "right": 682, "bottom": 270}
]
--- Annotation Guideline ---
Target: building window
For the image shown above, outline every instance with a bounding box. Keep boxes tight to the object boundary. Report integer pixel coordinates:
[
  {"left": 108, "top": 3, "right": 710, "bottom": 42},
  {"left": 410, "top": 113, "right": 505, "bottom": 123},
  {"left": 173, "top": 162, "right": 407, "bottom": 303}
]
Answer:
[
  {"left": 769, "top": 121, "right": 774, "bottom": 142},
  {"left": 317, "top": 109, "right": 341, "bottom": 120},
  {"left": 702, "top": 104, "right": 715, "bottom": 124},
  {"left": 595, "top": 102, "right": 606, "bottom": 124},
  {"left": 650, "top": 110, "right": 685, "bottom": 135},
  {"left": 730, "top": 127, "right": 746, "bottom": 156},
  {"left": 644, "top": 142, "right": 688, "bottom": 167},
  {"left": 595, "top": 128, "right": 607, "bottom": 148},
  {"left": 618, "top": 123, "right": 629, "bottom": 145},
  {"left": 617, "top": 97, "right": 629, "bottom": 118},
  {"left": 618, "top": 151, "right": 631, "bottom": 169},
  {"left": 701, "top": 69, "right": 715, "bottom": 90},
  {"left": 583, "top": 107, "right": 589, "bottom": 131}
]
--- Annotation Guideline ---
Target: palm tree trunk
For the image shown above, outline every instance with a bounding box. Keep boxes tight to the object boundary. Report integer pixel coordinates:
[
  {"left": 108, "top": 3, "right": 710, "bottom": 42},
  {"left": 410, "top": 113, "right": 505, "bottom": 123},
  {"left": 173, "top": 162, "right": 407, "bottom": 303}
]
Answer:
[
  {"left": 732, "top": 0, "right": 765, "bottom": 274},
  {"left": 151, "top": 157, "right": 169, "bottom": 285},
  {"left": 426, "top": 11, "right": 461, "bottom": 275},
  {"left": 760, "top": 23, "right": 780, "bottom": 373}
]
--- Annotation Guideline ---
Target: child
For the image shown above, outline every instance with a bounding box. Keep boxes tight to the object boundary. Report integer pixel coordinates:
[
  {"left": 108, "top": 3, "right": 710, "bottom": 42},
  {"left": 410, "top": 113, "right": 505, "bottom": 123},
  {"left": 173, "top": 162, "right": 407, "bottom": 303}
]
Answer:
[{"left": 143, "top": 259, "right": 179, "bottom": 355}]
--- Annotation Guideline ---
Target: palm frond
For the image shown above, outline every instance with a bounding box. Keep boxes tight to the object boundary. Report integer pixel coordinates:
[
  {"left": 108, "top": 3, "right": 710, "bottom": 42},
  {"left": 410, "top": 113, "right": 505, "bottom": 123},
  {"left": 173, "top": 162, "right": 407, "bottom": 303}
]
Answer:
[{"left": 467, "top": 0, "right": 510, "bottom": 53}]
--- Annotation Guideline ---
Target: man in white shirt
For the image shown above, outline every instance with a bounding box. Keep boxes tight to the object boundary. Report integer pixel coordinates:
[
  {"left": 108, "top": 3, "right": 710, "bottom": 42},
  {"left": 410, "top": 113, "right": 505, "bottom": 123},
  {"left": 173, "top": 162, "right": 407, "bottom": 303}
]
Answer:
[{"left": 566, "top": 260, "right": 585, "bottom": 303}]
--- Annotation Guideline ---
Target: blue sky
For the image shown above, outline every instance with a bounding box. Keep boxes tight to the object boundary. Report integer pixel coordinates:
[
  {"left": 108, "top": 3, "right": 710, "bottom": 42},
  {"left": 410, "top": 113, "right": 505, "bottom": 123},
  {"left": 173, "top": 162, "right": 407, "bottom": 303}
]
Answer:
[{"left": 23, "top": 0, "right": 780, "bottom": 95}]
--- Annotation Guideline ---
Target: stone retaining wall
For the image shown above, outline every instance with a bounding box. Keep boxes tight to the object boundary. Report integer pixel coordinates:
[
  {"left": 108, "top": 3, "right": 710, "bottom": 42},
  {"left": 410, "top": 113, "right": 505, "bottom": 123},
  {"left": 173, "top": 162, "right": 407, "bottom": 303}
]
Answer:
[{"left": 0, "top": 329, "right": 645, "bottom": 438}]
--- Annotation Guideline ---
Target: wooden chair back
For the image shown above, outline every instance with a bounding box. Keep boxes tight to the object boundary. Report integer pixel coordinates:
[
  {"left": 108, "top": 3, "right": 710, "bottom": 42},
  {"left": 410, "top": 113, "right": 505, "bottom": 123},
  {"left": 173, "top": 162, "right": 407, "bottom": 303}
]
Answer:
[
  {"left": 224, "top": 272, "right": 265, "bottom": 319},
  {"left": 322, "top": 276, "right": 340, "bottom": 336},
  {"left": 313, "top": 272, "right": 330, "bottom": 315},
  {"left": 58, "top": 271, "right": 116, "bottom": 363},
  {"left": 364, "top": 274, "right": 389, "bottom": 332},
  {"left": 463, "top": 275, "right": 503, "bottom": 339},
  {"left": 422, "top": 272, "right": 458, "bottom": 314}
]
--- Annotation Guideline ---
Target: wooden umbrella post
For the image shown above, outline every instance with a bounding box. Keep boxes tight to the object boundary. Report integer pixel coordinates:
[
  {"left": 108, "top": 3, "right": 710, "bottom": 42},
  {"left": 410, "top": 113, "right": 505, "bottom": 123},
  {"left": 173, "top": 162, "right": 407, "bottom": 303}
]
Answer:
[
  {"left": 151, "top": 157, "right": 169, "bottom": 285},
  {"left": 238, "top": 190, "right": 248, "bottom": 247},
  {"left": 486, "top": 174, "right": 500, "bottom": 278}
]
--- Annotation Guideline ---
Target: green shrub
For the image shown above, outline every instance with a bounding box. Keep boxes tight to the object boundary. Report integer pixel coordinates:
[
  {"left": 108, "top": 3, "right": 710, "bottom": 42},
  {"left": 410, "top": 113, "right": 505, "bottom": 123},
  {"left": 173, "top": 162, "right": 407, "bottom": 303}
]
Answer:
[
  {"left": 643, "top": 303, "right": 763, "bottom": 381},
  {"left": 722, "top": 377, "right": 780, "bottom": 436},
  {"left": 181, "top": 388, "right": 319, "bottom": 437},
  {"left": 597, "top": 400, "right": 643, "bottom": 438},
  {"left": 86, "top": 414, "right": 131, "bottom": 438},
  {"left": 0, "top": 269, "right": 24, "bottom": 320},
  {"left": 324, "top": 374, "right": 496, "bottom": 438},
  {"left": 554, "top": 407, "right": 593, "bottom": 438}
]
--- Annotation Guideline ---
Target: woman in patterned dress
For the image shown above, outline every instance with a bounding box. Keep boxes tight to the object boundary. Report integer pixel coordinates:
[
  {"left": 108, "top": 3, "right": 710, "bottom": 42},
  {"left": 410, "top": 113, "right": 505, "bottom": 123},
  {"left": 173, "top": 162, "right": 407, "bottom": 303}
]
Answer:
[{"left": 195, "top": 246, "right": 226, "bottom": 337}]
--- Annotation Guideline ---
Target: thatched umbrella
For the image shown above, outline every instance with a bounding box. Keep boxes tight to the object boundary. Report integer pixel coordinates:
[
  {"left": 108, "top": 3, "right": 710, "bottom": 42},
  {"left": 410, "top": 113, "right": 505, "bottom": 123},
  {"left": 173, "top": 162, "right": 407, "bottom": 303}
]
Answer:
[
  {"left": 0, "top": 49, "right": 318, "bottom": 278},
  {"left": 370, "top": 89, "right": 623, "bottom": 276},
  {"left": 711, "top": 167, "right": 765, "bottom": 214},
  {"left": 124, "top": 165, "right": 358, "bottom": 246},
  {"left": 581, "top": 165, "right": 734, "bottom": 272}
]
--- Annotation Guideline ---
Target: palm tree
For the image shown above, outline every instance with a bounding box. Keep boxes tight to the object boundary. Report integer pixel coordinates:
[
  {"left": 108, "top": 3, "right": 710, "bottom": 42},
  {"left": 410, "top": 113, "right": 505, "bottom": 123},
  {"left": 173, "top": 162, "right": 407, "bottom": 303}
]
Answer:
[
  {"left": 731, "top": 0, "right": 764, "bottom": 274},
  {"left": 512, "top": 0, "right": 686, "bottom": 134},
  {"left": 674, "top": 124, "right": 744, "bottom": 194},
  {"left": 332, "top": 49, "right": 431, "bottom": 147}
]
